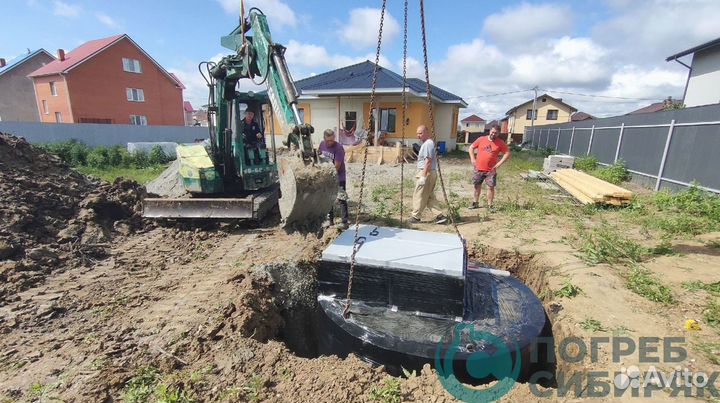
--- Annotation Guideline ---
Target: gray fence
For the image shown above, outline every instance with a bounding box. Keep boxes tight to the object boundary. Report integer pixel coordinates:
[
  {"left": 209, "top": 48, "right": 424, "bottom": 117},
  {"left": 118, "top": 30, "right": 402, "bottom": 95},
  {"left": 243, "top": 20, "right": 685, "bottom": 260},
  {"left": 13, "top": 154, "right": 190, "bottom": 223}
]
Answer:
[
  {"left": 524, "top": 103, "right": 720, "bottom": 193},
  {"left": 0, "top": 121, "right": 207, "bottom": 147}
]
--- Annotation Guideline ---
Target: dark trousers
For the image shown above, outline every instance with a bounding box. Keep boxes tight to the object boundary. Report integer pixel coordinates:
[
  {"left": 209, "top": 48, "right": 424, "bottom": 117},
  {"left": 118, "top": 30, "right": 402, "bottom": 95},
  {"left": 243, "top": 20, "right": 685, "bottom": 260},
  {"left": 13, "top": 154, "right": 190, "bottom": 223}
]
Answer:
[{"left": 329, "top": 181, "right": 349, "bottom": 224}]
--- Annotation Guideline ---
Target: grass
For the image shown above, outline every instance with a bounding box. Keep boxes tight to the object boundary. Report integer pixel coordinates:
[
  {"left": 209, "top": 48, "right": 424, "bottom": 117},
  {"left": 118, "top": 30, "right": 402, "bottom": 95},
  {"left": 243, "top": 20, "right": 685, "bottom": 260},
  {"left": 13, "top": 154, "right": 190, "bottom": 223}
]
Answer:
[
  {"left": 704, "top": 300, "right": 720, "bottom": 329},
  {"left": 243, "top": 375, "right": 264, "bottom": 403},
  {"left": 647, "top": 186, "right": 720, "bottom": 235},
  {"left": 683, "top": 280, "right": 720, "bottom": 296},
  {"left": 369, "top": 377, "right": 402, "bottom": 403},
  {"left": 123, "top": 367, "right": 161, "bottom": 403},
  {"left": 693, "top": 340, "right": 720, "bottom": 365},
  {"left": 579, "top": 318, "right": 606, "bottom": 332},
  {"left": 626, "top": 267, "right": 675, "bottom": 304},
  {"left": 573, "top": 221, "right": 645, "bottom": 265},
  {"left": 76, "top": 164, "right": 167, "bottom": 184},
  {"left": 123, "top": 366, "right": 207, "bottom": 403},
  {"left": 554, "top": 278, "right": 583, "bottom": 298}
]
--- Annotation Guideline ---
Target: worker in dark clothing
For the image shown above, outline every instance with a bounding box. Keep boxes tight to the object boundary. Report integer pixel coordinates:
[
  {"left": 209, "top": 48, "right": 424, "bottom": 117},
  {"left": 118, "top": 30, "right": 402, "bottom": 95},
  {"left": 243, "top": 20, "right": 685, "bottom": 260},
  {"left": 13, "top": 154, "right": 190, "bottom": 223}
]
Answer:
[{"left": 241, "top": 110, "right": 263, "bottom": 164}]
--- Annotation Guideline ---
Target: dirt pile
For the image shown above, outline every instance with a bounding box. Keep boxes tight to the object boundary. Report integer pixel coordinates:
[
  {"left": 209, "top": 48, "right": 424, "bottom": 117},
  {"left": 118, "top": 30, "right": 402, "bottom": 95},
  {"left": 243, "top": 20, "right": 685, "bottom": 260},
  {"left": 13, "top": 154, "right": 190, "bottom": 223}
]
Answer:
[
  {"left": 145, "top": 159, "right": 188, "bottom": 198},
  {"left": 0, "top": 133, "right": 148, "bottom": 302}
]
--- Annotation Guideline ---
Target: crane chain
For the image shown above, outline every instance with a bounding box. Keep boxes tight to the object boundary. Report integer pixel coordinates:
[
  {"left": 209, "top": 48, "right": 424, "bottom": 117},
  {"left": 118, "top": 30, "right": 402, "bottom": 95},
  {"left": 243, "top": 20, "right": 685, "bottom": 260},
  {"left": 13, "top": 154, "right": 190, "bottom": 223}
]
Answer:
[
  {"left": 399, "top": 0, "right": 408, "bottom": 227},
  {"left": 419, "top": 0, "right": 462, "bottom": 240},
  {"left": 343, "top": 0, "right": 388, "bottom": 319}
]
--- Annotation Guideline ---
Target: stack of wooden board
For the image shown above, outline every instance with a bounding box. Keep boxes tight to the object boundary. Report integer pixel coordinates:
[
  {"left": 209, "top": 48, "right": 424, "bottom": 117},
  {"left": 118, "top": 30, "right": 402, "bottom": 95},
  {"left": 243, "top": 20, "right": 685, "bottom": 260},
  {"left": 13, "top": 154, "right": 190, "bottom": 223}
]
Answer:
[
  {"left": 344, "top": 143, "right": 416, "bottom": 165},
  {"left": 543, "top": 155, "right": 575, "bottom": 174},
  {"left": 550, "top": 168, "right": 633, "bottom": 206}
]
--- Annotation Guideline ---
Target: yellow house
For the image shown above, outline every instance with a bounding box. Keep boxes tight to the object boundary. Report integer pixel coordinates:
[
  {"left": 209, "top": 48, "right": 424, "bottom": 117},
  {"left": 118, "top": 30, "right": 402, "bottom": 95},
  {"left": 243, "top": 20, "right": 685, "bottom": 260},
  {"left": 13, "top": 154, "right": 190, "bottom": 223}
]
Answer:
[
  {"left": 265, "top": 61, "right": 467, "bottom": 149},
  {"left": 506, "top": 94, "right": 577, "bottom": 141}
]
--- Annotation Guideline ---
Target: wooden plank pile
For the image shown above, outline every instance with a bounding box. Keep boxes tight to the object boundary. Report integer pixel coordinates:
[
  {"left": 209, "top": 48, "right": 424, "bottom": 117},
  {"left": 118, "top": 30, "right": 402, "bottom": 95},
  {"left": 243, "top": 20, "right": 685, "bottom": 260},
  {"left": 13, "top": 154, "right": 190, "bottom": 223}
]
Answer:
[
  {"left": 549, "top": 168, "right": 633, "bottom": 206},
  {"left": 344, "top": 143, "right": 416, "bottom": 165}
]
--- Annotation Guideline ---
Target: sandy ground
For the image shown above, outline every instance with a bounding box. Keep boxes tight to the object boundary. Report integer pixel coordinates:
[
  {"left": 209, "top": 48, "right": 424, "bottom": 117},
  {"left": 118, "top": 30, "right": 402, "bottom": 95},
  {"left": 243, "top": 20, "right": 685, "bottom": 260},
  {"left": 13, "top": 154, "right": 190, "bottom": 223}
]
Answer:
[{"left": 2, "top": 142, "right": 720, "bottom": 402}]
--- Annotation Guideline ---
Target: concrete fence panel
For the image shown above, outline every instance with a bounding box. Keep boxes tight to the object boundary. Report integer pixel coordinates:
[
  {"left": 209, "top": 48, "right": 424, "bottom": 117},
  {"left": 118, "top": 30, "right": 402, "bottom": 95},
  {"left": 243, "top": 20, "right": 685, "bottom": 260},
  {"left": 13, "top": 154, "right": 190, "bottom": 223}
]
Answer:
[
  {"left": 524, "top": 103, "right": 720, "bottom": 193},
  {"left": 0, "top": 121, "right": 208, "bottom": 147}
]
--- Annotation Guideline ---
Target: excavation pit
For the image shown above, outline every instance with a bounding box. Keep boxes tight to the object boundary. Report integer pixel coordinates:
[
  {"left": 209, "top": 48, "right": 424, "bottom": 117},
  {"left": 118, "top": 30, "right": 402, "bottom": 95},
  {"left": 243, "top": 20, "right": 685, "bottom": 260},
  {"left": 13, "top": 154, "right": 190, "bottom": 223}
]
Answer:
[{"left": 266, "top": 225, "right": 555, "bottom": 385}]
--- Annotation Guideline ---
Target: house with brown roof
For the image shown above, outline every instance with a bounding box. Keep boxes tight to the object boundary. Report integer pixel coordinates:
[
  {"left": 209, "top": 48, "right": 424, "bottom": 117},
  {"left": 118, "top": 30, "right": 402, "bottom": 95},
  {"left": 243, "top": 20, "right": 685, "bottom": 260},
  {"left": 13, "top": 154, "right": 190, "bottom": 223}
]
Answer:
[
  {"left": 506, "top": 94, "right": 577, "bottom": 140},
  {"left": 28, "top": 34, "right": 185, "bottom": 125},
  {"left": 0, "top": 49, "right": 56, "bottom": 122},
  {"left": 571, "top": 111, "right": 595, "bottom": 121},
  {"left": 460, "top": 114, "right": 485, "bottom": 132},
  {"left": 626, "top": 96, "right": 683, "bottom": 115}
]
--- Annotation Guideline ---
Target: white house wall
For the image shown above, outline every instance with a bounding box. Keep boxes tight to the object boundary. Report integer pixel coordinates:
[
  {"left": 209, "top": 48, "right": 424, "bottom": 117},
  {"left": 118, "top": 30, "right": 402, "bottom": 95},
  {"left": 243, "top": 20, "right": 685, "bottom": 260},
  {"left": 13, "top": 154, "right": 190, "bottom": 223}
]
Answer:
[{"left": 685, "top": 47, "right": 720, "bottom": 107}]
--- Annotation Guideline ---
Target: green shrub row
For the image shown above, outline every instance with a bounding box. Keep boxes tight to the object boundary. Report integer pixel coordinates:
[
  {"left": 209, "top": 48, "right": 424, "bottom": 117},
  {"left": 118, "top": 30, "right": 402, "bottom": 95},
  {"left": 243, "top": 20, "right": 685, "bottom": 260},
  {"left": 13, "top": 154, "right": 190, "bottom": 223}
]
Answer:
[{"left": 38, "top": 140, "right": 173, "bottom": 169}]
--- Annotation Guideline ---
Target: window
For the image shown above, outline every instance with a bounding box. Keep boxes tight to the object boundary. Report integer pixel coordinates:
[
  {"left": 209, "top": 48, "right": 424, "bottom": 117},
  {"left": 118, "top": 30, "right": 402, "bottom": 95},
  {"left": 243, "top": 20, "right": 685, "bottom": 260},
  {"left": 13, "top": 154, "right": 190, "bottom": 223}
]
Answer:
[
  {"left": 123, "top": 58, "right": 142, "bottom": 73},
  {"left": 42, "top": 100, "right": 49, "bottom": 114},
  {"left": 129, "top": 115, "right": 147, "bottom": 125},
  {"left": 49, "top": 81, "right": 57, "bottom": 96},
  {"left": 126, "top": 88, "right": 145, "bottom": 102},
  {"left": 55, "top": 112, "right": 62, "bottom": 123},
  {"left": 344, "top": 111, "right": 357, "bottom": 131},
  {"left": 546, "top": 109, "right": 559, "bottom": 120},
  {"left": 79, "top": 118, "right": 112, "bottom": 124},
  {"left": 379, "top": 108, "right": 396, "bottom": 132},
  {"left": 297, "top": 108, "right": 305, "bottom": 123},
  {"left": 526, "top": 109, "right": 537, "bottom": 120}
]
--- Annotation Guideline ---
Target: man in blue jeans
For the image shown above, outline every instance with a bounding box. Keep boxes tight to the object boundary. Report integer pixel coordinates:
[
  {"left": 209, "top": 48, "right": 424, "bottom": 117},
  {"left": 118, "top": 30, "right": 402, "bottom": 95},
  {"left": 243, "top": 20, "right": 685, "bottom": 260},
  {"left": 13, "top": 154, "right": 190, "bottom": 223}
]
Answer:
[{"left": 318, "top": 129, "right": 349, "bottom": 229}]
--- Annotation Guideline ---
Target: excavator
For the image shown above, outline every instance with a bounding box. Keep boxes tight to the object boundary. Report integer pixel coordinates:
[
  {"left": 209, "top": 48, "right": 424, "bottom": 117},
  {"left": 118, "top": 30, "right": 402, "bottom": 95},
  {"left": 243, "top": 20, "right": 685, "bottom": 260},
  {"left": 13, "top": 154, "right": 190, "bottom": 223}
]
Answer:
[{"left": 143, "top": 7, "right": 338, "bottom": 227}]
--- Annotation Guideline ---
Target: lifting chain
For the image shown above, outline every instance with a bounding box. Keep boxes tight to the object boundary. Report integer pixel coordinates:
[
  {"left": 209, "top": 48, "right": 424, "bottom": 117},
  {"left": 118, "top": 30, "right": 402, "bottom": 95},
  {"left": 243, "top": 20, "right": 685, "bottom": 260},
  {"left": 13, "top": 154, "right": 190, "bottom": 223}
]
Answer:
[
  {"left": 343, "top": 0, "right": 387, "bottom": 318},
  {"left": 419, "top": 0, "right": 462, "bottom": 240},
  {"left": 399, "top": 0, "right": 408, "bottom": 227}
]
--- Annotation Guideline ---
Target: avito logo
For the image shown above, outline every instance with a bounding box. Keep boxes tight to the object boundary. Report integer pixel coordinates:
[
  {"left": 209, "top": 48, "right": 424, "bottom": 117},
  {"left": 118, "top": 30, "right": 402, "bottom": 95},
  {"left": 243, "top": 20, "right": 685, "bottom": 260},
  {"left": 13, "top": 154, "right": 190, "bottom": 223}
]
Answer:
[{"left": 435, "top": 323, "right": 521, "bottom": 403}]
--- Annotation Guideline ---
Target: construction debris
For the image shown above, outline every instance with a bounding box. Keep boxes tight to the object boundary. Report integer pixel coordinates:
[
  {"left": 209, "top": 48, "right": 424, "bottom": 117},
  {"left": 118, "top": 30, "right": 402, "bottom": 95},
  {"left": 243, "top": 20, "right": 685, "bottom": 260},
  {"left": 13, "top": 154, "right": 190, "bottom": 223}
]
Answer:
[
  {"left": 550, "top": 168, "right": 633, "bottom": 206},
  {"left": 344, "top": 143, "right": 416, "bottom": 165},
  {"left": 543, "top": 154, "right": 575, "bottom": 174}
]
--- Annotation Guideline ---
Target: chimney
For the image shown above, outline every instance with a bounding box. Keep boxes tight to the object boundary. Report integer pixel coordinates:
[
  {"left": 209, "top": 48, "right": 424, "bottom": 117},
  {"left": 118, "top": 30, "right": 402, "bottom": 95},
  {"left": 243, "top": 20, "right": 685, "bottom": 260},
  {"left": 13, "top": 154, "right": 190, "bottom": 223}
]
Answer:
[
  {"left": 0, "top": 58, "right": 5, "bottom": 68},
  {"left": 57, "top": 49, "right": 65, "bottom": 61}
]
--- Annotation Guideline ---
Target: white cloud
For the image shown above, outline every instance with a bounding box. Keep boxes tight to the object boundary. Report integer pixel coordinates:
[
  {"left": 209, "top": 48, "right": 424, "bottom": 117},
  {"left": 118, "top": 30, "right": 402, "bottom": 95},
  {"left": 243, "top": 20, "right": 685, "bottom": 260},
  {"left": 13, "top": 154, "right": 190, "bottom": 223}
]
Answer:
[
  {"left": 284, "top": 40, "right": 390, "bottom": 73},
  {"left": 510, "top": 37, "right": 610, "bottom": 88},
  {"left": 482, "top": 2, "right": 573, "bottom": 49},
  {"left": 602, "top": 66, "right": 686, "bottom": 100},
  {"left": 216, "top": 0, "right": 297, "bottom": 29},
  {"left": 96, "top": 13, "right": 121, "bottom": 30},
  {"left": 53, "top": 0, "right": 81, "bottom": 17},
  {"left": 593, "top": 0, "right": 720, "bottom": 64},
  {"left": 340, "top": 8, "right": 399, "bottom": 50}
]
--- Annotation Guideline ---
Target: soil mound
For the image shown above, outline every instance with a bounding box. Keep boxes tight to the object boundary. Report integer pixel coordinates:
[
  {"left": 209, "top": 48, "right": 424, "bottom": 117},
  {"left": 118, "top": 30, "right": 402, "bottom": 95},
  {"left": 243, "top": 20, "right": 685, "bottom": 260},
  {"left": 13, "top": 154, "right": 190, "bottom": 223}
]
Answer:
[{"left": 0, "top": 133, "right": 148, "bottom": 302}]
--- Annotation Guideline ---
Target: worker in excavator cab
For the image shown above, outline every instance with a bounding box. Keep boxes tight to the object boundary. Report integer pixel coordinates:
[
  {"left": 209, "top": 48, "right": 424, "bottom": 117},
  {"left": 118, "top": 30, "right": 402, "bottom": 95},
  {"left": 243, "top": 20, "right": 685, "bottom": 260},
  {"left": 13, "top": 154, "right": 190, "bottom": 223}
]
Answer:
[{"left": 241, "top": 110, "right": 264, "bottom": 164}]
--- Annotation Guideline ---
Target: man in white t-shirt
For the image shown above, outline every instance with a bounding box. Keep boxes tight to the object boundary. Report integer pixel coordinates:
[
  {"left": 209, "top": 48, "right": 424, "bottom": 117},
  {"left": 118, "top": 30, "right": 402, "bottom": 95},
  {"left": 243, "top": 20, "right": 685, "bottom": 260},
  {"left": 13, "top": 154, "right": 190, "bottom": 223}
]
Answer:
[{"left": 409, "top": 125, "right": 447, "bottom": 224}]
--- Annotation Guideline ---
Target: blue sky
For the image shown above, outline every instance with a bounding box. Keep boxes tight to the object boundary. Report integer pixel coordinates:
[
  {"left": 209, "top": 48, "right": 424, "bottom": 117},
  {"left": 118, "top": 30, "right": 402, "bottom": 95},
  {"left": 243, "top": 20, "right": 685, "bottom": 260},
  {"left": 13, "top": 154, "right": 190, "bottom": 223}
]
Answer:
[{"left": 2, "top": 0, "right": 719, "bottom": 118}]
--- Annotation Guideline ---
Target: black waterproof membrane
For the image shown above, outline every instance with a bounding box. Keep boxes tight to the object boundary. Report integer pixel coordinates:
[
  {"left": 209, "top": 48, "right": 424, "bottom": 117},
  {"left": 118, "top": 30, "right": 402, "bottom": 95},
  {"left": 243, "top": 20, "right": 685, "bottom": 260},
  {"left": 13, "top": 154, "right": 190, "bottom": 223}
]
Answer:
[{"left": 316, "top": 262, "right": 547, "bottom": 380}]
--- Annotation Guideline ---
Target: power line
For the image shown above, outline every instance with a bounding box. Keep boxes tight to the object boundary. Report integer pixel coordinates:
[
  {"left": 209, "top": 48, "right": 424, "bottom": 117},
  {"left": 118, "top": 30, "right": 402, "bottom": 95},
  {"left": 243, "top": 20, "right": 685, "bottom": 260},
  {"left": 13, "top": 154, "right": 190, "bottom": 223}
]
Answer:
[
  {"left": 539, "top": 88, "right": 660, "bottom": 101},
  {"left": 463, "top": 89, "right": 533, "bottom": 99}
]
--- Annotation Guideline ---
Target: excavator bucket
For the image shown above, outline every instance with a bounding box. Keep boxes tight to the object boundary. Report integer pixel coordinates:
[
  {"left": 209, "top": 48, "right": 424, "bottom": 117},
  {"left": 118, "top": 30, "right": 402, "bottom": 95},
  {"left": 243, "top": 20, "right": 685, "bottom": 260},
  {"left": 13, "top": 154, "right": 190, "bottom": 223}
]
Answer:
[{"left": 277, "top": 156, "right": 338, "bottom": 228}]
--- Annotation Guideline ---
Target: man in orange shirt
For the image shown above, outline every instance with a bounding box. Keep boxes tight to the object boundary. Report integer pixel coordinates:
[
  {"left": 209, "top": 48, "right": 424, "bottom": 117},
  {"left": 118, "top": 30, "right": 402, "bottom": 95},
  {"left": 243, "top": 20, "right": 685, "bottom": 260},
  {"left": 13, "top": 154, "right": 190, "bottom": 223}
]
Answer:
[{"left": 468, "top": 125, "right": 511, "bottom": 211}]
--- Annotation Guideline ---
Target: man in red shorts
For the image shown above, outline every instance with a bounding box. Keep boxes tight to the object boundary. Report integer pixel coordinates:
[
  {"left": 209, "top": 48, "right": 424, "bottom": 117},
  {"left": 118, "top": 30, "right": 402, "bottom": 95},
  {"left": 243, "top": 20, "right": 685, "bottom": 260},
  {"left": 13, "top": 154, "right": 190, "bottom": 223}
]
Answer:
[{"left": 468, "top": 125, "right": 511, "bottom": 211}]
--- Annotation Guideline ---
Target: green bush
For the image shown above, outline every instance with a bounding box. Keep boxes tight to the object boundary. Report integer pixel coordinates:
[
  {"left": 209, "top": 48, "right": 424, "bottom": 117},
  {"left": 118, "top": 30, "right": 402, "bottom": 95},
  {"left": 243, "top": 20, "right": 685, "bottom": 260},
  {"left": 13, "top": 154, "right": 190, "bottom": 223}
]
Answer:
[
  {"left": 574, "top": 155, "right": 598, "bottom": 172},
  {"left": 86, "top": 147, "right": 110, "bottom": 168},
  {"left": 107, "top": 145, "right": 127, "bottom": 167},
  {"left": 132, "top": 150, "right": 150, "bottom": 168},
  {"left": 592, "top": 160, "right": 630, "bottom": 185},
  {"left": 149, "top": 145, "right": 170, "bottom": 165}
]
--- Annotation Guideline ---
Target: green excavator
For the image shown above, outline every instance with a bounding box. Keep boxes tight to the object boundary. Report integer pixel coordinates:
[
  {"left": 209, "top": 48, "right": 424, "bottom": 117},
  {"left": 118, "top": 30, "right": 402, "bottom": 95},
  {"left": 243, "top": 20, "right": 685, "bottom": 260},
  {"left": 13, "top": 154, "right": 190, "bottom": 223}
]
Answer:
[{"left": 143, "top": 7, "right": 338, "bottom": 227}]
